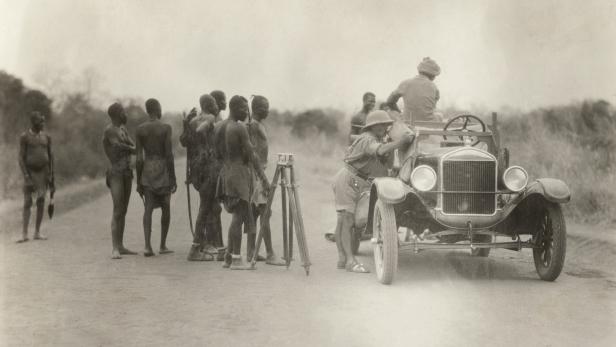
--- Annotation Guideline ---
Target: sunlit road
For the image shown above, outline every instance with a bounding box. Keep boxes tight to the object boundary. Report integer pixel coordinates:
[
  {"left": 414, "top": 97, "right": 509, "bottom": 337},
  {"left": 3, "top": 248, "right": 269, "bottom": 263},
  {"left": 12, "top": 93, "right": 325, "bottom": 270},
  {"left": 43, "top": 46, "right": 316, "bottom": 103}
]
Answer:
[{"left": 1, "top": 157, "right": 615, "bottom": 346}]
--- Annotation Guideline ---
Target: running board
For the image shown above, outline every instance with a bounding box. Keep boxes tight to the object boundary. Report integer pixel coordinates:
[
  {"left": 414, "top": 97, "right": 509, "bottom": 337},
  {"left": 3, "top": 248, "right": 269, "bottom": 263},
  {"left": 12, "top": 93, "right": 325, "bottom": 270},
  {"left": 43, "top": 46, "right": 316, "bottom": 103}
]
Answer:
[{"left": 397, "top": 241, "right": 537, "bottom": 253}]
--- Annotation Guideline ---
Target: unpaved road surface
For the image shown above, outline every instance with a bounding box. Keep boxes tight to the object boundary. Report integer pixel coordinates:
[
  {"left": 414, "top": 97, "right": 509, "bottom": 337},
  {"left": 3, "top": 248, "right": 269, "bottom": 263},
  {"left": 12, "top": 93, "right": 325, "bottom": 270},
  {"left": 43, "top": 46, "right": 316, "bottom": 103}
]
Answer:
[{"left": 1, "top": 157, "right": 615, "bottom": 346}]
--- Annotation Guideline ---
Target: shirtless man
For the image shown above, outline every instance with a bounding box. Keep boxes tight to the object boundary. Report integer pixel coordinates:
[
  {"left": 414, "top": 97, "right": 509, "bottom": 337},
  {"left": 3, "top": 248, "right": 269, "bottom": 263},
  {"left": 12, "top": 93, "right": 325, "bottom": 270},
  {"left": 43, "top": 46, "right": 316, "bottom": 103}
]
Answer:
[
  {"left": 349, "top": 92, "right": 376, "bottom": 144},
  {"left": 103, "top": 103, "right": 138, "bottom": 259},
  {"left": 181, "top": 94, "right": 221, "bottom": 261},
  {"left": 246, "top": 95, "right": 285, "bottom": 265},
  {"left": 210, "top": 90, "right": 227, "bottom": 122},
  {"left": 216, "top": 95, "right": 269, "bottom": 270},
  {"left": 136, "top": 98, "right": 177, "bottom": 257},
  {"left": 18, "top": 111, "right": 55, "bottom": 243}
]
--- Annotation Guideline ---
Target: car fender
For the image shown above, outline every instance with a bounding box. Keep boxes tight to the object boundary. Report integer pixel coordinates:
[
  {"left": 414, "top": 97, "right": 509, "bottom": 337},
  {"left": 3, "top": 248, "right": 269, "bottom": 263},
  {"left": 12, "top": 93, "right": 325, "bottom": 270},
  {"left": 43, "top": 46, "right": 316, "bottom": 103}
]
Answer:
[
  {"left": 524, "top": 178, "right": 571, "bottom": 203},
  {"left": 372, "top": 177, "right": 412, "bottom": 204}
]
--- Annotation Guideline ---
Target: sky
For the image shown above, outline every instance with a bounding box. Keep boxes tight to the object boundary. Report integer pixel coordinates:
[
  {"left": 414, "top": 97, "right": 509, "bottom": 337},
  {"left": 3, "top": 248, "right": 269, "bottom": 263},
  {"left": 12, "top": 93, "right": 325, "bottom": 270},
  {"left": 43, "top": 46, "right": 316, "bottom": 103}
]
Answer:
[{"left": 1, "top": 0, "right": 615, "bottom": 113}]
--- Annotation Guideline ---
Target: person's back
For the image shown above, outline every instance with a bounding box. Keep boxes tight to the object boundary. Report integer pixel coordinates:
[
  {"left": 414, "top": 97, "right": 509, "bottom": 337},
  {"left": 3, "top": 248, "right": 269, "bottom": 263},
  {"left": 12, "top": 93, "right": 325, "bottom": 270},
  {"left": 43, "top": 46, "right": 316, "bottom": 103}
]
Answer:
[
  {"left": 225, "top": 121, "right": 251, "bottom": 164},
  {"left": 386, "top": 57, "right": 441, "bottom": 123},
  {"left": 214, "top": 118, "right": 232, "bottom": 161},
  {"left": 137, "top": 119, "right": 171, "bottom": 158},
  {"left": 397, "top": 74, "right": 439, "bottom": 122}
]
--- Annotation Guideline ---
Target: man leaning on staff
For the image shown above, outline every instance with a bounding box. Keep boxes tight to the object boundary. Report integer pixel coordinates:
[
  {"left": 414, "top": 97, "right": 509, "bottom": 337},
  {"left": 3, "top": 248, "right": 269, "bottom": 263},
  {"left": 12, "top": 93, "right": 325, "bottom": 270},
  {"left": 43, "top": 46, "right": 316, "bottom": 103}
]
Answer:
[{"left": 332, "top": 110, "right": 413, "bottom": 273}]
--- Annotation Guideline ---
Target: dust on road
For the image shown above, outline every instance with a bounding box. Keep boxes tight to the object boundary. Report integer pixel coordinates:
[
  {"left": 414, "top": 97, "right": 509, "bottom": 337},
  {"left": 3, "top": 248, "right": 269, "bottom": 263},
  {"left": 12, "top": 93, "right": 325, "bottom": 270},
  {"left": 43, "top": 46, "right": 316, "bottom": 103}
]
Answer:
[{"left": 1, "top": 157, "right": 615, "bottom": 346}]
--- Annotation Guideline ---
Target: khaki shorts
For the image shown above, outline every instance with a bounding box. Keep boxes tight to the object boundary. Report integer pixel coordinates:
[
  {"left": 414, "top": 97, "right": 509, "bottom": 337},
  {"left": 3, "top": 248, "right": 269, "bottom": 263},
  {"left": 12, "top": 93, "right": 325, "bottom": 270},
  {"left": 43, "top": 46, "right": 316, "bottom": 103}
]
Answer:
[{"left": 332, "top": 167, "right": 371, "bottom": 213}]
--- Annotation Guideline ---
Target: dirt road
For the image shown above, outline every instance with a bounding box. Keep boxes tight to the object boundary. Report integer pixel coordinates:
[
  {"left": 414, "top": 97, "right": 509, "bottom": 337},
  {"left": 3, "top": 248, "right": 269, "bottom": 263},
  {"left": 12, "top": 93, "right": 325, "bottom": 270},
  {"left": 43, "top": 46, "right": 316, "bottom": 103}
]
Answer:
[{"left": 1, "top": 157, "right": 615, "bottom": 346}]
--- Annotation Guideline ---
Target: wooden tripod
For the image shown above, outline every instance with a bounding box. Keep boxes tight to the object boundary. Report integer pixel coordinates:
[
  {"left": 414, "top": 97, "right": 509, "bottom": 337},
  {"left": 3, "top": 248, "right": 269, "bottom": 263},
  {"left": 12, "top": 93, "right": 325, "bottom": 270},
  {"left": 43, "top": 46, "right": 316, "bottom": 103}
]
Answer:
[{"left": 250, "top": 153, "right": 311, "bottom": 275}]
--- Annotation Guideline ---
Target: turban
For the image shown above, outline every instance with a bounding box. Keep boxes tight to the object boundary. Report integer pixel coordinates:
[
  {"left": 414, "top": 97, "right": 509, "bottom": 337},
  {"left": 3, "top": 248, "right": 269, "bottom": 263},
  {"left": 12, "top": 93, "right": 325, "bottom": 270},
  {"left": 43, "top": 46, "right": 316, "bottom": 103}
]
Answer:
[{"left": 417, "top": 57, "right": 441, "bottom": 76}]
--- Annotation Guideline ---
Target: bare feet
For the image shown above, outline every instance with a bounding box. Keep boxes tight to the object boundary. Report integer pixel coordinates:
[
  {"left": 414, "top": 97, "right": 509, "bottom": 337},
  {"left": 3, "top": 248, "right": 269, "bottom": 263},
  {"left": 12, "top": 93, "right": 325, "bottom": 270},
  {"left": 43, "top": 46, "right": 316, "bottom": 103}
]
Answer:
[
  {"left": 33, "top": 234, "right": 47, "bottom": 240},
  {"left": 143, "top": 248, "right": 155, "bottom": 257},
  {"left": 222, "top": 252, "right": 232, "bottom": 268},
  {"left": 119, "top": 247, "right": 137, "bottom": 255},
  {"left": 159, "top": 247, "right": 174, "bottom": 254},
  {"left": 229, "top": 256, "right": 255, "bottom": 270},
  {"left": 248, "top": 254, "right": 267, "bottom": 262},
  {"left": 187, "top": 245, "right": 213, "bottom": 261},
  {"left": 111, "top": 249, "right": 122, "bottom": 259},
  {"left": 202, "top": 243, "right": 218, "bottom": 255},
  {"left": 265, "top": 253, "right": 286, "bottom": 266},
  {"left": 216, "top": 248, "right": 226, "bottom": 261}
]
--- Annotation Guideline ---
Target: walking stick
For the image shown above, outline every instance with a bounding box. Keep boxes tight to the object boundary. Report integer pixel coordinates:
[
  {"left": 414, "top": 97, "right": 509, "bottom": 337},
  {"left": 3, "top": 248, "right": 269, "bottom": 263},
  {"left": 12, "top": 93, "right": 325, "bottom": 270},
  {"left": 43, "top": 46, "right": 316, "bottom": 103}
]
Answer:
[{"left": 183, "top": 111, "right": 195, "bottom": 238}]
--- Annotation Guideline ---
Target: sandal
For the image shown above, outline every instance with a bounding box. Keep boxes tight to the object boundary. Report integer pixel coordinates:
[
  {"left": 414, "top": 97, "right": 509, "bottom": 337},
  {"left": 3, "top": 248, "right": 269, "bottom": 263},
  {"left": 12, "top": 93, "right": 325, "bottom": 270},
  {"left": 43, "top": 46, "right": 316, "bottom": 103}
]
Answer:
[{"left": 346, "top": 262, "right": 370, "bottom": 273}]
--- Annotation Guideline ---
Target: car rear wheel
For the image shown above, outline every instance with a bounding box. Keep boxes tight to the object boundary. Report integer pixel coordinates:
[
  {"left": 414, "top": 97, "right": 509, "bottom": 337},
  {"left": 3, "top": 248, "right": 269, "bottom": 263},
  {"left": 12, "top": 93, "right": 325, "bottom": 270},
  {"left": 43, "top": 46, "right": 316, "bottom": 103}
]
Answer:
[
  {"left": 471, "top": 234, "right": 492, "bottom": 257},
  {"left": 532, "top": 203, "right": 566, "bottom": 281},
  {"left": 373, "top": 200, "right": 398, "bottom": 284}
]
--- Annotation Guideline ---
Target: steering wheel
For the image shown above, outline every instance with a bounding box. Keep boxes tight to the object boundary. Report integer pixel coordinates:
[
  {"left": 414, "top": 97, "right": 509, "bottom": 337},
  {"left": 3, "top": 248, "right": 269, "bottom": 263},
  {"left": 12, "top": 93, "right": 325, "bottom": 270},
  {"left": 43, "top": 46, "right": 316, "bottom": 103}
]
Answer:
[{"left": 443, "top": 114, "right": 486, "bottom": 146}]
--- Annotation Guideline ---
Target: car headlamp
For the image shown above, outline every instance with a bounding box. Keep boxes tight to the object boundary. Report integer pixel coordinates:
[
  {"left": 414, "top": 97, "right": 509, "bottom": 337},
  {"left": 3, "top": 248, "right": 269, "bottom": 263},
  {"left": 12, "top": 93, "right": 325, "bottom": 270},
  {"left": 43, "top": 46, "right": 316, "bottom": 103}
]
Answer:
[
  {"left": 410, "top": 165, "right": 437, "bottom": 192},
  {"left": 503, "top": 166, "right": 528, "bottom": 192}
]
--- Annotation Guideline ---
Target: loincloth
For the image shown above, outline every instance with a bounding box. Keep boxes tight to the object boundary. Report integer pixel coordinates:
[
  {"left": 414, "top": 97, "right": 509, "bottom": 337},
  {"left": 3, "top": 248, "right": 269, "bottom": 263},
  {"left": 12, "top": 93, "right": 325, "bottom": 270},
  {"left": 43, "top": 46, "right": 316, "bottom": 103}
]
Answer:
[
  {"left": 141, "top": 157, "right": 171, "bottom": 194},
  {"left": 216, "top": 161, "right": 253, "bottom": 204},
  {"left": 24, "top": 167, "right": 50, "bottom": 199}
]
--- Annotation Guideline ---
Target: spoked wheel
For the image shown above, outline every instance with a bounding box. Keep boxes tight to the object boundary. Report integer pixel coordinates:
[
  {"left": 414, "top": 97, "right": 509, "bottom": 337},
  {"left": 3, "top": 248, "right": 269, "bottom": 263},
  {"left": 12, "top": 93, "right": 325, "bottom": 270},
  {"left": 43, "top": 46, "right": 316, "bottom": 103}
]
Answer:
[
  {"left": 373, "top": 200, "right": 398, "bottom": 284},
  {"left": 471, "top": 234, "right": 492, "bottom": 257},
  {"left": 532, "top": 203, "right": 567, "bottom": 281}
]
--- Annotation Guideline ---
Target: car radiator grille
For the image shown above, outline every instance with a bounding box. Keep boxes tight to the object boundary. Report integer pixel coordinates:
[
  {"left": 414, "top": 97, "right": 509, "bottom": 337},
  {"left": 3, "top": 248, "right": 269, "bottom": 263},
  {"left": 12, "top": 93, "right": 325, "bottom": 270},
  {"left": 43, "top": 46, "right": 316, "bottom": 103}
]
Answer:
[{"left": 442, "top": 160, "right": 496, "bottom": 214}]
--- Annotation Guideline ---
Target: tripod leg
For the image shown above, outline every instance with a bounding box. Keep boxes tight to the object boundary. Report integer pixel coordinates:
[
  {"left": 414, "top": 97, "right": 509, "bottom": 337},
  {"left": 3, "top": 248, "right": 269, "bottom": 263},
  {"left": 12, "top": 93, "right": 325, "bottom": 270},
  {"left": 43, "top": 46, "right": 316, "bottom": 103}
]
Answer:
[
  {"left": 285, "top": 167, "right": 294, "bottom": 265},
  {"left": 288, "top": 166, "right": 311, "bottom": 275},
  {"left": 281, "top": 168, "right": 289, "bottom": 268},
  {"left": 251, "top": 166, "right": 281, "bottom": 268}
]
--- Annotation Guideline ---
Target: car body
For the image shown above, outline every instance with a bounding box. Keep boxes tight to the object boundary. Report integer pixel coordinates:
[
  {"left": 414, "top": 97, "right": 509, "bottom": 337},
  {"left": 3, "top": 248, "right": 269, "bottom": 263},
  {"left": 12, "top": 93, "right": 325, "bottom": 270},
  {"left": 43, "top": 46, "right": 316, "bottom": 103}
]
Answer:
[{"left": 362, "top": 114, "right": 570, "bottom": 284}]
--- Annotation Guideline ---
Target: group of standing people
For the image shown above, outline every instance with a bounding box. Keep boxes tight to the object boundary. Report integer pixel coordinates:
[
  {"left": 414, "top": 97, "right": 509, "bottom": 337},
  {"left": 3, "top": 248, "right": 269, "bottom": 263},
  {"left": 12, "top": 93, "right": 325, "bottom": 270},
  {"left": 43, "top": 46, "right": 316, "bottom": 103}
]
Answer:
[
  {"left": 100, "top": 90, "right": 284, "bottom": 270},
  {"left": 17, "top": 56, "right": 441, "bottom": 275}
]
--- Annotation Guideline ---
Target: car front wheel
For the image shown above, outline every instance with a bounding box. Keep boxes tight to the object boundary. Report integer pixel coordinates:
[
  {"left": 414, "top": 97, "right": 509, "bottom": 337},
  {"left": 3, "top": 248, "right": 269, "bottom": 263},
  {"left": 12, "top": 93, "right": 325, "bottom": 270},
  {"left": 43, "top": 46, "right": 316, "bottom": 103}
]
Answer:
[
  {"left": 373, "top": 200, "right": 398, "bottom": 284},
  {"left": 532, "top": 203, "right": 567, "bottom": 281}
]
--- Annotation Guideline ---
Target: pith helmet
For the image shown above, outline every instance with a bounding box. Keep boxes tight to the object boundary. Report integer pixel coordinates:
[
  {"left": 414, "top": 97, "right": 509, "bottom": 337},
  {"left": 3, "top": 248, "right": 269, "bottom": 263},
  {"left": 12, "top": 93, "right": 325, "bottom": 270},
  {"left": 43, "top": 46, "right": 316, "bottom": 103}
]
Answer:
[{"left": 362, "top": 110, "right": 393, "bottom": 131}]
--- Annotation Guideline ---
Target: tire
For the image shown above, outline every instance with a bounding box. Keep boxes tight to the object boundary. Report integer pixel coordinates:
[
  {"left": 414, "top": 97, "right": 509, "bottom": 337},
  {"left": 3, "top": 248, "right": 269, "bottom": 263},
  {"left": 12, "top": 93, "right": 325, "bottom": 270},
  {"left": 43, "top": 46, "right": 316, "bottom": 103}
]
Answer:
[
  {"left": 471, "top": 234, "right": 492, "bottom": 257},
  {"left": 351, "top": 227, "right": 361, "bottom": 255},
  {"left": 532, "top": 203, "right": 567, "bottom": 281},
  {"left": 373, "top": 200, "right": 398, "bottom": 284}
]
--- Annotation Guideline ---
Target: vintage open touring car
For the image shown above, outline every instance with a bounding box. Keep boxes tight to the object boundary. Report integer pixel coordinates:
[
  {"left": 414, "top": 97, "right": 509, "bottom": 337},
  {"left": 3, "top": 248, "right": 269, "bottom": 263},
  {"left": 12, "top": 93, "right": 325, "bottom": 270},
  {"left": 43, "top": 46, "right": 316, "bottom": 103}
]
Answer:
[{"left": 355, "top": 113, "right": 570, "bottom": 284}]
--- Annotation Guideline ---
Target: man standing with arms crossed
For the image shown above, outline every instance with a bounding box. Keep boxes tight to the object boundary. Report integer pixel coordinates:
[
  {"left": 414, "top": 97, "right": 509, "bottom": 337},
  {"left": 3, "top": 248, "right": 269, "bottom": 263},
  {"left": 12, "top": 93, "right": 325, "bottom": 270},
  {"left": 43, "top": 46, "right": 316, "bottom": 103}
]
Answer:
[
  {"left": 136, "top": 98, "right": 177, "bottom": 257},
  {"left": 246, "top": 95, "right": 286, "bottom": 265},
  {"left": 102, "top": 103, "right": 138, "bottom": 258},
  {"left": 18, "top": 111, "right": 55, "bottom": 243}
]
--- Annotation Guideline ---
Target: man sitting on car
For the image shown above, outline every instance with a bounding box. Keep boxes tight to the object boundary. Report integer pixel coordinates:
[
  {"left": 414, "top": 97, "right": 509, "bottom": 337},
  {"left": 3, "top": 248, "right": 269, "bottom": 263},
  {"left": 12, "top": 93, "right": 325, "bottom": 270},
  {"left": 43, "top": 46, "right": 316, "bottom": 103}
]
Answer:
[
  {"left": 331, "top": 110, "right": 414, "bottom": 273},
  {"left": 385, "top": 57, "right": 441, "bottom": 123}
]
